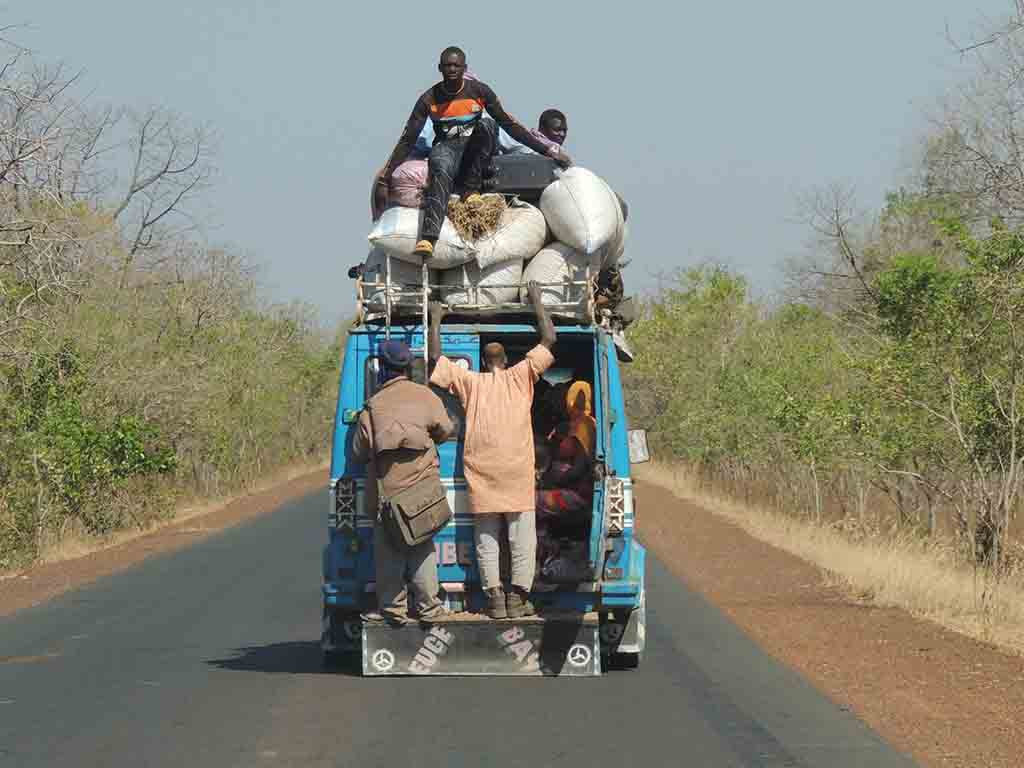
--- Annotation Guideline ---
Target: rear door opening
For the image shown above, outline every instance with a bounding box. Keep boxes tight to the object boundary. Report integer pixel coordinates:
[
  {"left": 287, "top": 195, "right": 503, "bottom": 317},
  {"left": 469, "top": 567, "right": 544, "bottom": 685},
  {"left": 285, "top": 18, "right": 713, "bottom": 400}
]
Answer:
[{"left": 478, "top": 332, "right": 599, "bottom": 591}]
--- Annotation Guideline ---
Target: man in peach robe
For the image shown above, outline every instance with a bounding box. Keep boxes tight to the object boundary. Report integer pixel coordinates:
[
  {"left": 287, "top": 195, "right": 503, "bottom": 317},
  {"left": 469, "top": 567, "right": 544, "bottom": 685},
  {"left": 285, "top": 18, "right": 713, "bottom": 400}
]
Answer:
[{"left": 428, "top": 282, "right": 556, "bottom": 618}]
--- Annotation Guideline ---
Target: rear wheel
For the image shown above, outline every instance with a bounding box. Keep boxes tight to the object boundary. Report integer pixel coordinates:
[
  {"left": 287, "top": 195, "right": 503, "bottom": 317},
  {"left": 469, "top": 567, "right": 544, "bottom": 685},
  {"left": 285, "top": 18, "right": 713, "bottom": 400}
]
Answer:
[
  {"left": 322, "top": 605, "right": 362, "bottom": 667},
  {"left": 322, "top": 648, "right": 360, "bottom": 674},
  {"left": 322, "top": 649, "right": 344, "bottom": 668},
  {"left": 608, "top": 651, "right": 641, "bottom": 670}
]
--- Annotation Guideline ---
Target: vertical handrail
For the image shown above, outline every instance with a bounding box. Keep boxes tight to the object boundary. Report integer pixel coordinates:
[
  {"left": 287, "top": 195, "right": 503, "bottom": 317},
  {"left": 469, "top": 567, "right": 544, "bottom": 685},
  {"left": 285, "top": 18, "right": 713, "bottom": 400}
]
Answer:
[
  {"left": 421, "top": 260, "right": 429, "bottom": 365},
  {"left": 355, "top": 273, "right": 365, "bottom": 325},
  {"left": 586, "top": 261, "right": 596, "bottom": 325},
  {"left": 384, "top": 252, "right": 392, "bottom": 341}
]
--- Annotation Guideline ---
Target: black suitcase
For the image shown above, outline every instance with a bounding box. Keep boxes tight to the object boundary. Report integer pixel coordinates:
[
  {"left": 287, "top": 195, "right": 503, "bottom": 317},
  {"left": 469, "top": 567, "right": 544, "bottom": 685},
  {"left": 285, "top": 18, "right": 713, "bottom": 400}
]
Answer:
[{"left": 482, "top": 153, "right": 559, "bottom": 203}]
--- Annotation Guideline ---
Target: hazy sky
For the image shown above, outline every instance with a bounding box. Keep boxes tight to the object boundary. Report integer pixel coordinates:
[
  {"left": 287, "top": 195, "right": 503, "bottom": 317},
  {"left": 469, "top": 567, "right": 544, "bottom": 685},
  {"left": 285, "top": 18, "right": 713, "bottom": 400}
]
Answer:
[{"left": 18, "top": 1, "right": 1010, "bottom": 320}]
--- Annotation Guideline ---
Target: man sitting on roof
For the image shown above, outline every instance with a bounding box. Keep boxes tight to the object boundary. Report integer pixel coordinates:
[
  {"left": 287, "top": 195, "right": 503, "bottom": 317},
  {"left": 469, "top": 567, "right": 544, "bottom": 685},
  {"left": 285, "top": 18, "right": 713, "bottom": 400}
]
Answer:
[
  {"left": 373, "top": 46, "right": 573, "bottom": 261},
  {"left": 497, "top": 108, "right": 568, "bottom": 156}
]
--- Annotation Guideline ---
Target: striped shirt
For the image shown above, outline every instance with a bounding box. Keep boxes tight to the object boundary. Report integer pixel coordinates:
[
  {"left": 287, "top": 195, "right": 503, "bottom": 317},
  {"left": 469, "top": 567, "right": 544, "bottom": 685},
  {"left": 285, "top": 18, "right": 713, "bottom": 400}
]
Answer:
[{"left": 382, "top": 79, "right": 555, "bottom": 177}]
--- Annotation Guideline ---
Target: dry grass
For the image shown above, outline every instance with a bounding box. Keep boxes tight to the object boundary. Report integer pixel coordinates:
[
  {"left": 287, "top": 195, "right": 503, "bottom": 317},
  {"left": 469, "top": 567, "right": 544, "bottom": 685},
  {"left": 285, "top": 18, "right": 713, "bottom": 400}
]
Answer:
[
  {"left": 447, "top": 193, "right": 506, "bottom": 241},
  {"left": 636, "top": 460, "right": 1024, "bottom": 655},
  {"left": 0, "top": 457, "right": 327, "bottom": 581}
]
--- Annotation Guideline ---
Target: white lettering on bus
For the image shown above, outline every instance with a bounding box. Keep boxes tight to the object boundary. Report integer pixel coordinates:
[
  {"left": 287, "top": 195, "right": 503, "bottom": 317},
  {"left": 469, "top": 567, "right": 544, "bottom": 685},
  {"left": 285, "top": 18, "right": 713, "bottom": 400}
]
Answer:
[
  {"left": 408, "top": 626, "right": 455, "bottom": 675},
  {"left": 442, "top": 542, "right": 457, "bottom": 565},
  {"left": 433, "top": 542, "right": 464, "bottom": 566}
]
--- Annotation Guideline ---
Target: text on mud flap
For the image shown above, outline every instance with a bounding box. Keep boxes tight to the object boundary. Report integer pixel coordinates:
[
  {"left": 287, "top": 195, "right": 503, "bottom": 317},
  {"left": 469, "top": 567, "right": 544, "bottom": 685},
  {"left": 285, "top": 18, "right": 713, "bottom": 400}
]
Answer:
[
  {"left": 408, "top": 627, "right": 455, "bottom": 675},
  {"left": 498, "top": 626, "right": 541, "bottom": 673}
]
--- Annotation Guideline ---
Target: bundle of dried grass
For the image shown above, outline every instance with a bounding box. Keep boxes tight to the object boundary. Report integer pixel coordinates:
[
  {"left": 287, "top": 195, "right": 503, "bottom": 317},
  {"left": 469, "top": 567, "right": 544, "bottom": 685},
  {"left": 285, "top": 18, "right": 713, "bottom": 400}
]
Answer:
[{"left": 447, "top": 194, "right": 507, "bottom": 242}]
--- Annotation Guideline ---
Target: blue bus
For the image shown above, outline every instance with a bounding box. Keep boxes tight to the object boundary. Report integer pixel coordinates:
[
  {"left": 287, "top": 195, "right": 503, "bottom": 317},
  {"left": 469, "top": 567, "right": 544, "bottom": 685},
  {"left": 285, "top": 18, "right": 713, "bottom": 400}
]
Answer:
[{"left": 321, "top": 319, "right": 648, "bottom": 676}]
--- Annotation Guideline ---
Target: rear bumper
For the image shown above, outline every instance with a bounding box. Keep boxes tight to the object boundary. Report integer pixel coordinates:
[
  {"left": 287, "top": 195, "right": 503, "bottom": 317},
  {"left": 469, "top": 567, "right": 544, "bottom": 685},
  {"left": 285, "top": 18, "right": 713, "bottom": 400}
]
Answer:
[{"left": 362, "top": 612, "right": 602, "bottom": 677}]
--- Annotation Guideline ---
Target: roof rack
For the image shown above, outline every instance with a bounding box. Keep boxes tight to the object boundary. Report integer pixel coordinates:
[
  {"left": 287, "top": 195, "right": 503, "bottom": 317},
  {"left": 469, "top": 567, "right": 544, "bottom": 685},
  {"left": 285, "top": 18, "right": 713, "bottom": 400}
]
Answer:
[{"left": 354, "top": 252, "right": 597, "bottom": 362}]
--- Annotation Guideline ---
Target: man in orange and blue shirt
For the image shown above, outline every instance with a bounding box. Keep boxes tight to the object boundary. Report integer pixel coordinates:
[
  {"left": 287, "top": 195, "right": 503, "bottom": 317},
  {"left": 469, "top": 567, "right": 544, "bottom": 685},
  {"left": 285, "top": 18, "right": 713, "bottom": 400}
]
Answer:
[{"left": 374, "top": 46, "right": 573, "bottom": 259}]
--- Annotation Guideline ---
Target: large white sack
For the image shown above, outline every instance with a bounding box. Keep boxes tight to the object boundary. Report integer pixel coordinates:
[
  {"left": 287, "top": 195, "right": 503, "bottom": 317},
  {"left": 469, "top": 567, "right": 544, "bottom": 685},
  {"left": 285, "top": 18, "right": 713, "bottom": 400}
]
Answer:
[
  {"left": 361, "top": 248, "right": 432, "bottom": 310},
  {"left": 596, "top": 218, "right": 628, "bottom": 268},
  {"left": 367, "top": 206, "right": 474, "bottom": 269},
  {"left": 474, "top": 200, "right": 549, "bottom": 270},
  {"left": 441, "top": 259, "right": 524, "bottom": 306},
  {"left": 520, "top": 242, "right": 596, "bottom": 309},
  {"left": 540, "top": 167, "right": 622, "bottom": 255}
]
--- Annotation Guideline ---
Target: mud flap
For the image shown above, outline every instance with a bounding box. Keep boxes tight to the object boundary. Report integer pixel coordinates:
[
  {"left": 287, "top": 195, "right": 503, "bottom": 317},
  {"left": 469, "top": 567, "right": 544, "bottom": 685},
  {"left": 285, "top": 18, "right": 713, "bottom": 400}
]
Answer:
[
  {"left": 362, "top": 613, "right": 602, "bottom": 676},
  {"left": 600, "top": 590, "right": 646, "bottom": 657}
]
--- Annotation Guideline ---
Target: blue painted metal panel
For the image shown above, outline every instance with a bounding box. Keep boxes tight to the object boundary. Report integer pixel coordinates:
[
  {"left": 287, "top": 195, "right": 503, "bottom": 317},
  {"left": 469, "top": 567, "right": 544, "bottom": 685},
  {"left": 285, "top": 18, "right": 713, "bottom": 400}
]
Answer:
[
  {"left": 329, "top": 334, "right": 362, "bottom": 481},
  {"left": 588, "top": 331, "right": 611, "bottom": 568},
  {"left": 605, "top": 338, "right": 632, "bottom": 479},
  {"left": 604, "top": 534, "right": 627, "bottom": 577}
]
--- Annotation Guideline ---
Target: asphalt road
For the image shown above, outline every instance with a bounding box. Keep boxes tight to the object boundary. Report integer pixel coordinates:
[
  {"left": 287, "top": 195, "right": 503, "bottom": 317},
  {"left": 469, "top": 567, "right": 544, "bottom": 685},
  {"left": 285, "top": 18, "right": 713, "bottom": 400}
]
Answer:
[{"left": 0, "top": 490, "right": 917, "bottom": 768}]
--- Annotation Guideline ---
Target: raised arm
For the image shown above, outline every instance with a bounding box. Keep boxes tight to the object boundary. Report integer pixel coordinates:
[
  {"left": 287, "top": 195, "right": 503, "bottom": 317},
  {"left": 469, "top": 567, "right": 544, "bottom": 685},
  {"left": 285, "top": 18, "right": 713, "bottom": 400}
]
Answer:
[
  {"left": 526, "top": 281, "right": 556, "bottom": 349},
  {"left": 428, "top": 300, "right": 445, "bottom": 365}
]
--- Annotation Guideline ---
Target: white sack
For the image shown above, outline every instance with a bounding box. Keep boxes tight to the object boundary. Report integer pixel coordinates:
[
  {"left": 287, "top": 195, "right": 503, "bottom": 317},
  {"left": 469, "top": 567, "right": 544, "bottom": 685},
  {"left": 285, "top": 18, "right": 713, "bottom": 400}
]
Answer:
[
  {"left": 540, "top": 167, "right": 622, "bottom": 255},
  {"left": 473, "top": 200, "right": 549, "bottom": 270},
  {"left": 596, "top": 219, "right": 628, "bottom": 268},
  {"left": 367, "top": 206, "right": 474, "bottom": 269},
  {"left": 441, "top": 259, "right": 524, "bottom": 306},
  {"left": 520, "top": 242, "right": 595, "bottom": 308}
]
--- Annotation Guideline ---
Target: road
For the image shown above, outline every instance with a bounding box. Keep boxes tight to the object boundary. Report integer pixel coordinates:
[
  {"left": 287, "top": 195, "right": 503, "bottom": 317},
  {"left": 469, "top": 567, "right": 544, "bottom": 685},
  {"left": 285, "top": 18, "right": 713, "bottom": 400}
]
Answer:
[{"left": 0, "top": 490, "right": 917, "bottom": 768}]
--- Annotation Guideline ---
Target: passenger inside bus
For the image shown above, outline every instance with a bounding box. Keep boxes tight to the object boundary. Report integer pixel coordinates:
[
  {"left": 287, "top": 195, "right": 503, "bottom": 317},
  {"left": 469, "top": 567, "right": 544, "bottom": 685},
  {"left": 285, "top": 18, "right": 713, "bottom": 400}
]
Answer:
[
  {"left": 474, "top": 336, "right": 597, "bottom": 588},
  {"left": 533, "top": 382, "right": 594, "bottom": 585}
]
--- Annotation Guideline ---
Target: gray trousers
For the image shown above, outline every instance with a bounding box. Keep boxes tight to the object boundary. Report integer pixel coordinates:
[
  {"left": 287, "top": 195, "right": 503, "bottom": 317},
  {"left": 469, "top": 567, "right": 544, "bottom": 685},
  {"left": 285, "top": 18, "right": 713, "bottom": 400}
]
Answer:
[
  {"left": 475, "top": 512, "right": 536, "bottom": 592},
  {"left": 374, "top": 524, "right": 442, "bottom": 617}
]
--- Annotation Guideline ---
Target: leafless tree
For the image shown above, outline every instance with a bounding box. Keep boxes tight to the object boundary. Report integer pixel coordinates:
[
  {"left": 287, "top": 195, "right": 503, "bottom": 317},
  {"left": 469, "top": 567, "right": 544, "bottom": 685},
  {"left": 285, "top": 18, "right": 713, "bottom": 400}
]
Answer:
[
  {"left": 0, "top": 28, "right": 218, "bottom": 356},
  {"left": 0, "top": 60, "right": 82, "bottom": 197},
  {"left": 0, "top": 42, "right": 95, "bottom": 360},
  {"left": 786, "top": 184, "right": 881, "bottom": 312},
  {"left": 927, "top": 2, "right": 1024, "bottom": 225},
  {"left": 947, "top": 0, "right": 1024, "bottom": 56},
  {"left": 110, "top": 108, "right": 215, "bottom": 282}
]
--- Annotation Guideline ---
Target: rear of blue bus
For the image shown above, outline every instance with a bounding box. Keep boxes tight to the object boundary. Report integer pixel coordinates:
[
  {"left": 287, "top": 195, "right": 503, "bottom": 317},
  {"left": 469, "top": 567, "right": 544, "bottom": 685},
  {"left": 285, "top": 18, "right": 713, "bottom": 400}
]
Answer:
[{"left": 321, "top": 323, "right": 646, "bottom": 673}]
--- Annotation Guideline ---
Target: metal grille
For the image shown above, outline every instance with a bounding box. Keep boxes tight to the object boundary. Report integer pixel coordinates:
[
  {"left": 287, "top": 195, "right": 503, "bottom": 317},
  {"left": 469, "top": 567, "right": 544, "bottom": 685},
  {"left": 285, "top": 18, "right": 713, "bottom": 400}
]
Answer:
[{"left": 354, "top": 251, "right": 596, "bottom": 330}]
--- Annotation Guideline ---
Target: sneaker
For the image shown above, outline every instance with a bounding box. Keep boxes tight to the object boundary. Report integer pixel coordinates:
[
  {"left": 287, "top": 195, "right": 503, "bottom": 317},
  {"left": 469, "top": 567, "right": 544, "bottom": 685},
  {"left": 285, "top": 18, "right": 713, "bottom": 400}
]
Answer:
[
  {"left": 485, "top": 587, "right": 508, "bottom": 619},
  {"left": 418, "top": 604, "right": 449, "bottom": 624},
  {"left": 361, "top": 610, "right": 410, "bottom": 626},
  {"left": 413, "top": 240, "right": 434, "bottom": 259},
  {"left": 506, "top": 588, "right": 535, "bottom": 619}
]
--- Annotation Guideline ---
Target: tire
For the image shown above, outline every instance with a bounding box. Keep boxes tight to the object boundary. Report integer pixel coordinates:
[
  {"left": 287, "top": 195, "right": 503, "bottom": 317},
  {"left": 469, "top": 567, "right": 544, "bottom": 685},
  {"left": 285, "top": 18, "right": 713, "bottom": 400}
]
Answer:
[
  {"left": 322, "top": 649, "right": 359, "bottom": 674},
  {"left": 322, "top": 649, "right": 343, "bottom": 669},
  {"left": 608, "top": 652, "right": 641, "bottom": 671}
]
